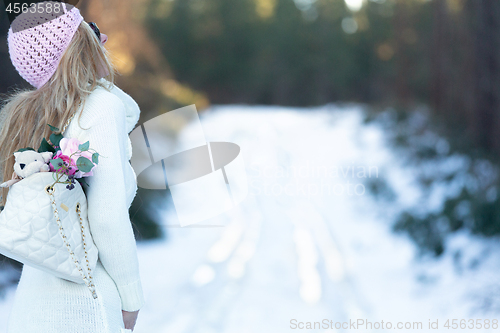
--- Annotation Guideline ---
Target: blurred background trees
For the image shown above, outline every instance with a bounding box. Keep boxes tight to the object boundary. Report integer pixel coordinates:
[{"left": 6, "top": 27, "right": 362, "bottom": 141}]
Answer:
[
  {"left": 142, "top": 0, "right": 500, "bottom": 158},
  {"left": 2, "top": 0, "right": 499, "bottom": 153}
]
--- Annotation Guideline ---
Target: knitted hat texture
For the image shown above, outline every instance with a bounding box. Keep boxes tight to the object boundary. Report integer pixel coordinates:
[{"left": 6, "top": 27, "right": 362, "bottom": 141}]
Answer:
[{"left": 7, "top": 6, "right": 84, "bottom": 89}]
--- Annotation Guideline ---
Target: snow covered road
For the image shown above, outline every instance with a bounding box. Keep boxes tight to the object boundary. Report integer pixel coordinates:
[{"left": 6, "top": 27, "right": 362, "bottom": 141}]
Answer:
[{"left": 1, "top": 105, "right": 500, "bottom": 333}]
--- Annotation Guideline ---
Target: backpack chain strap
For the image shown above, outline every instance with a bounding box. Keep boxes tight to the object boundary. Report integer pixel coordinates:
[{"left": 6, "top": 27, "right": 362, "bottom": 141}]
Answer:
[
  {"left": 45, "top": 185, "right": 98, "bottom": 299},
  {"left": 61, "top": 112, "right": 76, "bottom": 135},
  {"left": 76, "top": 201, "right": 96, "bottom": 296}
]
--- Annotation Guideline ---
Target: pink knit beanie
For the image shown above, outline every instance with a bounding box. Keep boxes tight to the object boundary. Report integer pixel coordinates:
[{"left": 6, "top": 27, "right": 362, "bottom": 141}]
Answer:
[{"left": 7, "top": 5, "right": 84, "bottom": 89}]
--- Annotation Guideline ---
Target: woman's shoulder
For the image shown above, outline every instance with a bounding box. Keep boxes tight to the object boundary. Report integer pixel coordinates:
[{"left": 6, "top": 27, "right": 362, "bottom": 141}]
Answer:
[
  {"left": 85, "top": 80, "right": 141, "bottom": 133},
  {"left": 98, "top": 79, "right": 140, "bottom": 113},
  {"left": 88, "top": 83, "right": 127, "bottom": 111},
  {"left": 80, "top": 84, "right": 128, "bottom": 125}
]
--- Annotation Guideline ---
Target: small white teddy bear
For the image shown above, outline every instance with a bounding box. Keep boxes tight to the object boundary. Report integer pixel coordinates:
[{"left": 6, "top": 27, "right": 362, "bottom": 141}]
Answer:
[{"left": 0, "top": 150, "right": 53, "bottom": 188}]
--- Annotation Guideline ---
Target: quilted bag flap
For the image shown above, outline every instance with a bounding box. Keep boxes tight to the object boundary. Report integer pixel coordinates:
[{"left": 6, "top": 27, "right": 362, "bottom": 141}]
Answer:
[{"left": 0, "top": 172, "right": 98, "bottom": 289}]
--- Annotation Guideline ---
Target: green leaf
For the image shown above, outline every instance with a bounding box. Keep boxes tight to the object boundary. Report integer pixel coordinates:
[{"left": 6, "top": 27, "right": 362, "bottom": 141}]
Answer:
[
  {"left": 78, "top": 141, "right": 90, "bottom": 151},
  {"left": 50, "top": 158, "right": 64, "bottom": 169},
  {"left": 77, "top": 177, "right": 89, "bottom": 187},
  {"left": 38, "top": 138, "right": 56, "bottom": 153},
  {"left": 76, "top": 157, "right": 94, "bottom": 173},
  {"left": 47, "top": 124, "right": 60, "bottom": 132},
  {"left": 16, "top": 147, "right": 35, "bottom": 153},
  {"left": 92, "top": 152, "right": 99, "bottom": 164},
  {"left": 49, "top": 133, "right": 64, "bottom": 147}
]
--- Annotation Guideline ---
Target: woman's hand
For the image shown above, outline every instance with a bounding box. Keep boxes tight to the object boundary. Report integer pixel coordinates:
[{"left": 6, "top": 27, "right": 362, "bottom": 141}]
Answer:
[{"left": 122, "top": 310, "right": 140, "bottom": 331}]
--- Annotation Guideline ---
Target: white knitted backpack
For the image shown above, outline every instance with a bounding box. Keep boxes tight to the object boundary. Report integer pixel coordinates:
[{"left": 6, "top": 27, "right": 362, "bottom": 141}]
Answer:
[
  {"left": 0, "top": 171, "right": 99, "bottom": 299},
  {"left": 0, "top": 112, "right": 99, "bottom": 299}
]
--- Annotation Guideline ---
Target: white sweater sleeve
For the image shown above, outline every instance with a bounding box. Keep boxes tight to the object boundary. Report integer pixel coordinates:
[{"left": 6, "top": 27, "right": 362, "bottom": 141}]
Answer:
[{"left": 82, "top": 92, "right": 145, "bottom": 312}]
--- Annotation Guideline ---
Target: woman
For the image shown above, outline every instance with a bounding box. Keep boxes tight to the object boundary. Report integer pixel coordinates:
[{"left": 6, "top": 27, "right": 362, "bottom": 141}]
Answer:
[{"left": 0, "top": 4, "right": 145, "bottom": 332}]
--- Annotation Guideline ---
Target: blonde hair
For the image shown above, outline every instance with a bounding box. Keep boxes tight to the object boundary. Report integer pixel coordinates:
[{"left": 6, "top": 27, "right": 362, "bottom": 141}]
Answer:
[{"left": 0, "top": 21, "right": 116, "bottom": 206}]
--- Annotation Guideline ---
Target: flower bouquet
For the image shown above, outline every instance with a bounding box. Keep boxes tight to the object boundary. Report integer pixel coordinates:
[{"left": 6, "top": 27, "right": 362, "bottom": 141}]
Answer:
[
  {"left": 43, "top": 124, "right": 99, "bottom": 189},
  {"left": 2, "top": 124, "right": 100, "bottom": 189}
]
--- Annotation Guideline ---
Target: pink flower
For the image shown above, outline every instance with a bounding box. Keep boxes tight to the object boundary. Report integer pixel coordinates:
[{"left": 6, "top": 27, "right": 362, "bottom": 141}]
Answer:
[
  {"left": 53, "top": 138, "right": 96, "bottom": 177},
  {"left": 49, "top": 150, "right": 78, "bottom": 176}
]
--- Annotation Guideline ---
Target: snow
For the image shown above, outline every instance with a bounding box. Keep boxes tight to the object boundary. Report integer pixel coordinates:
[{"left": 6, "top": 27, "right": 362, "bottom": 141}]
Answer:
[{"left": 1, "top": 104, "right": 500, "bottom": 332}]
